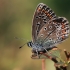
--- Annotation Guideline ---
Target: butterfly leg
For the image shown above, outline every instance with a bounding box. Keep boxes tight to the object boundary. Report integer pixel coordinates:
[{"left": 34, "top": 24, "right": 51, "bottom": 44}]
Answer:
[
  {"left": 43, "top": 47, "right": 51, "bottom": 55},
  {"left": 36, "top": 49, "right": 40, "bottom": 58}
]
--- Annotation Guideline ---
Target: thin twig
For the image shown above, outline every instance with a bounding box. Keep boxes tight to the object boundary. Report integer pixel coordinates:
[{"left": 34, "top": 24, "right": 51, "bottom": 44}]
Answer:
[
  {"left": 31, "top": 48, "right": 70, "bottom": 70},
  {"left": 42, "top": 59, "right": 45, "bottom": 70}
]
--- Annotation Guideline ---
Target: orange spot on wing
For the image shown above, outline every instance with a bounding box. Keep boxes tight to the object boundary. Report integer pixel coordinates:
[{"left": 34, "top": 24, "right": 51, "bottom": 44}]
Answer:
[
  {"left": 42, "top": 9, "right": 45, "bottom": 12},
  {"left": 49, "top": 16, "right": 52, "bottom": 19},
  {"left": 61, "top": 23, "right": 66, "bottom": 27},
  {"left": 47, "top": 14, "right": 50, "bottom": 16},
  {"left": 45, "top": 11, "right": 48, "bottom": 14},
  {"left": 62, "top": 30, "right": 66, "bottom": 34},
  {"left": 42, "top": 9, "right": 52, "bottom": 19},
  {"left": 62, "top": 35, "right": 65, "bottom": 39},
  {"left": 37, "top": 8, "right": 41, "bottom": 12},
  {"left": 62, "top": 29, "right": 65, "bottom": 39},
  {"left": 47, "top": 13, "right": 52, "bottom": 18},
  {"left": 62, "top": 25, "right": 65, "bottom": 29}
]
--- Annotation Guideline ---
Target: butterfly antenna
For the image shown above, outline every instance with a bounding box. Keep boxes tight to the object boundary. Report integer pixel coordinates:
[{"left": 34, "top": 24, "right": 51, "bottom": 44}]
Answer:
[
  {"left": 14, "top": 37, "right": 29, "bottom": 41},
  {"left": 19, "top": 42, "right": 27, "bottom": 49},
  {"left": 14, "top": 37, "right": 29, "bottom": 49}
]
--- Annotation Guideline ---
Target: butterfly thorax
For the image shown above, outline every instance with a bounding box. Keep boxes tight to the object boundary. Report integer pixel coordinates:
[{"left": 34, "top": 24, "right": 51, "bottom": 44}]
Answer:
[{"left": 27, "top": 41, "right": 45, "bottom": 52}]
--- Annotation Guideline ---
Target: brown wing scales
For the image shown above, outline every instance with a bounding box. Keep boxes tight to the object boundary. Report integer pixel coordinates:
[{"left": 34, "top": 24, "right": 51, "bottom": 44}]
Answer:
[
  {"left": 32, "top": 3, "right": 56, "bottom": 42},
  {"left": 37, "top": 17, "right": 69, "bottom": 45}
]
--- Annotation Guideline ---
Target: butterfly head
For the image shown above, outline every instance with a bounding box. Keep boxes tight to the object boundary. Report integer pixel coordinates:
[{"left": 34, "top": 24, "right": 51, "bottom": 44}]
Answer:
[
  {"left": 27, "top": 41, "right": 33, "bottom": 47},
  {"left": 27, "top": 41, "right": 45, "bottom": 52}
]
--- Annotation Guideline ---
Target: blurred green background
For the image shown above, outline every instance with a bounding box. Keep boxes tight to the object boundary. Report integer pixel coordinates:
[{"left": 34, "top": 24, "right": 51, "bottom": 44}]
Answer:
[{"left": 0, "top": 0, "right": 70, "bottom": 70}]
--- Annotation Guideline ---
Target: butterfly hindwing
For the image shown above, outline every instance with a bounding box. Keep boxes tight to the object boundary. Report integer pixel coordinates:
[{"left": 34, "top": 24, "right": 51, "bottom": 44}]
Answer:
[
  {"left": 37, "top": 17, "right": 69, "bottom": 48},
  {"left": 32, "top": 3, "right": 56, "bottom": 42},
  {"left": 52, "top": 17, "right": 70, "bottom": 42}
]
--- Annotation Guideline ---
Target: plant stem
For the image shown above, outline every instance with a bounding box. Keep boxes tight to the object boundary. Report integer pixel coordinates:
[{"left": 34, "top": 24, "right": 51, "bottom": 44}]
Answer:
[{"left": 42, "top": 59, "right": 45, "bottom": 70}]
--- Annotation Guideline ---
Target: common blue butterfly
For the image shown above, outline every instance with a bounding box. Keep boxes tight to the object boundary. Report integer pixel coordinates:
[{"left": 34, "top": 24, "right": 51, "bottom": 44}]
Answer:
[{"left": 27, "top": 3, "right": 70, "bottom": 58}]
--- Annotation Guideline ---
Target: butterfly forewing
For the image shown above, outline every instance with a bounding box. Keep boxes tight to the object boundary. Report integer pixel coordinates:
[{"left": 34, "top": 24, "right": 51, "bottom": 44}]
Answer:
[{"left": 32, "top": 3, "right": 57, "bottom": 42}]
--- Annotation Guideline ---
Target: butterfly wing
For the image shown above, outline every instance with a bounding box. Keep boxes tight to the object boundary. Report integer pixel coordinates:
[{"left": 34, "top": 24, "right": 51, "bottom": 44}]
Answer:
[
  {"left": 32, "top": 3, "right": 56, "bottom": 42},
  {"left": 37, "top": 17, "right": 70, "bottom": 48}
]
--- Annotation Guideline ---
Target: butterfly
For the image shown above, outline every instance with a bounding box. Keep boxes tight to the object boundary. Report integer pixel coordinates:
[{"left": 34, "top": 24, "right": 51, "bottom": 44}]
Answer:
[{"left": 27, "top": 3, "right": 70, "bottom": 58}]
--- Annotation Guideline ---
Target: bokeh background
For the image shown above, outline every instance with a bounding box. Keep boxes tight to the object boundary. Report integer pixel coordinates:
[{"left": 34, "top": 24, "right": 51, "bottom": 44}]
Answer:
[{"left": 0, "top": 0, "right": 70, "bottom": 70}]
